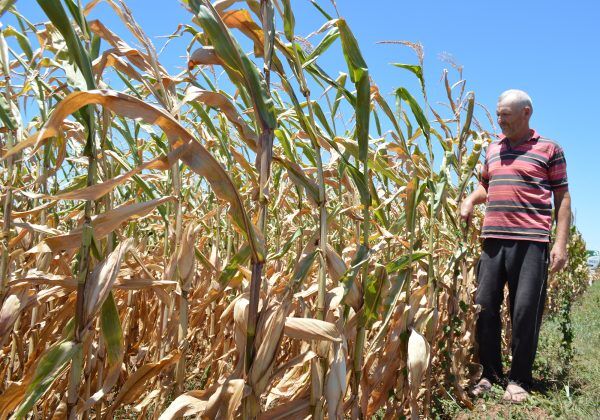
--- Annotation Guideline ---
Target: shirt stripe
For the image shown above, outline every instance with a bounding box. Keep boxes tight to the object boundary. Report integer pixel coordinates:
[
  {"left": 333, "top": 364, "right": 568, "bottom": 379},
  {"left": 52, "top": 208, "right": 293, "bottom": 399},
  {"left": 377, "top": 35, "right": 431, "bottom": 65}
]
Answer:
[{"left": 479, "top": 129, "right": 569, "bottom": 242}]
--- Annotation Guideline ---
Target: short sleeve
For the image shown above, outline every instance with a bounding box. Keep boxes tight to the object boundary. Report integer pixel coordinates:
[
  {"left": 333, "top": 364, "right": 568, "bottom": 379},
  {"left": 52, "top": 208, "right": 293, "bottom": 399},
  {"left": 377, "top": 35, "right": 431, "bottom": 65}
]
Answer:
[{"left": 548, "top": 145, "right": 568, "bottom": 192}]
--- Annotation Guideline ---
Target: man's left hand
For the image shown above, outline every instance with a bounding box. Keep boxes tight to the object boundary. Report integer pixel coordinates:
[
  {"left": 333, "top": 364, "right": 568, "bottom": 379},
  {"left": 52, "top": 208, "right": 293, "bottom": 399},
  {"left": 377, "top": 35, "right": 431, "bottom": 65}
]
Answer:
[{"left": 549, "top": 244, "right": 568, "bottom": 273}]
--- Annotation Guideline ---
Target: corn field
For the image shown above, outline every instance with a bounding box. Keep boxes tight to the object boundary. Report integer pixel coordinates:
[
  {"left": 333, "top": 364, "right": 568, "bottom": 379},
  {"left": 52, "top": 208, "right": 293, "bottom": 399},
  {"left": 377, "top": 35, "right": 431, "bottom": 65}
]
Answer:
[{"left": 0, "top": 0, "right": 590, "bottom": 419}]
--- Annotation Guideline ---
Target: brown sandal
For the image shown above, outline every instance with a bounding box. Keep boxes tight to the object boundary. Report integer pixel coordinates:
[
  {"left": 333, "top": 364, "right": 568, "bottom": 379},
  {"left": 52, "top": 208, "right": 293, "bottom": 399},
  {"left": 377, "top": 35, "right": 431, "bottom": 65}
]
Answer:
[
  {"left": 470, "top": 378, "right": 493, "bottom": 397},
  {"left": 502, "top": 383, "right": 529, "bottom": 404}
]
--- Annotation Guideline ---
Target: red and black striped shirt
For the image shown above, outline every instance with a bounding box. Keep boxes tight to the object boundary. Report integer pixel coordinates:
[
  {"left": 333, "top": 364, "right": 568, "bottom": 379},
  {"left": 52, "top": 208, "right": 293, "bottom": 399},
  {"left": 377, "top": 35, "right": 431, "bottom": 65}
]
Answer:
[{"left": 480, "top": 129, "right": 568, "bottom": 242}]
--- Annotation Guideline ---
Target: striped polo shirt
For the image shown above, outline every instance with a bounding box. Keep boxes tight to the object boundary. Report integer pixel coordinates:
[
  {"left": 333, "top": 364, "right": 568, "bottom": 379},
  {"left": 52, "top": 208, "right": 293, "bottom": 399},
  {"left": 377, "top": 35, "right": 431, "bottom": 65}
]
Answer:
[{"left": 480, "top": 129, "right": 568, "bottom": 242}]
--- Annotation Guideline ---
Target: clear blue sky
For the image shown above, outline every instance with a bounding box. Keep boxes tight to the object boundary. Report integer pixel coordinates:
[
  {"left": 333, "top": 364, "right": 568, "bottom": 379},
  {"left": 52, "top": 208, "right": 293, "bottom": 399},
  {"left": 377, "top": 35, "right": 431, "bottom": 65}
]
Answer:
[{"left": 11, "top": 0, "right": 600, "bottom": 250}]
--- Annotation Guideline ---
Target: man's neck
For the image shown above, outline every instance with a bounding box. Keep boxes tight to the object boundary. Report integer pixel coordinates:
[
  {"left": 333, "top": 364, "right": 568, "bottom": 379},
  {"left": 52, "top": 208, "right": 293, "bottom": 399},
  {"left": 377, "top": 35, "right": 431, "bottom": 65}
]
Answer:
[{"left": 507, "top": 128, "right": 532, "bottom": 147}]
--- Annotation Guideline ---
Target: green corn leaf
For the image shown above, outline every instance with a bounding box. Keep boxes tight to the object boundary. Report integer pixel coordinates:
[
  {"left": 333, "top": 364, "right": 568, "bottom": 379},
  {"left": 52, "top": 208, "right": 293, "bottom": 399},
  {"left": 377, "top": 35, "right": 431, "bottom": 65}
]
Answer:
[
  {"left": 15, "top": 341, "right": 81, "bottom": 418},
  {"left": 0, "top": 94, "right": 15, "bottom": 131},
  {"left": 90, "top": 33, "right": 101, "bottom": 61},
  {"left": 374, "top": 88, "right": 408, "bottom": 155},
  {"left": 190, "top": 102, "right": 219, "bottom": 137},
  {"left": 184, "top": 0, "right": 202, "bottom": 14},
  {"left": 36, "top": 0, "right": 94, "bottom": 90},
  {"left": 341, "top": 245, "right": 369, "bottom": 306},
  {"left": 268, "top": 228, "right": 303, "bottom": 260},
  {"left": 260, "top": 0, "right": 275, "bottom": 72},
  {"left": 288, "top": 250, "right": 318, "bottom": 293},
  {"left": 370, "top": 269, "right": 410, "bottom": 350},
  {"left": 311, "top": 100, "right": 334, "bottom": 139},
  {"left": 63, "top": 0, "right": 90, "bottom": 36},
  {"left": 369, "top": 177, "right": 387, "bottom": 226},
  {"left": 281, "top": 0, "right": 295, "bottom": 41},
  {"left": 345, "top": 161, "right": 370, "bottom": 206},
  {"left": 196, "top": 1, "right": 276, "bottom": 130},
  {"left": 373, "top": 109, "right": 382, "bottom": 136},
  {"left": 405, "top": 175, "right": 420, "bottom": 235},
  {"left": 277, "top": 158, "right": 320, "bottom": 205},
  {"left": 303, "top": 27, "right": 339, "bottom": 68},
  {"left": 0, "top": 0, "right": 16, "bottom": 18},
  {"left": 430, "top": 172, "right": 449, "bottom": 218},
  {"left": 336, "top": 18, "right": 370, "bottom": 165},
  {"left": 37, "top": 0, "right": 96, "bottom": 161},
  {"left": 393, "top": 63, "right": 425, "bottom": 97},
  {"left": 100, "top": 292, "right": 124, "bottom": 365},
  {"left": 218, "top": 244, "right": 252, "bottom": 289},
  {"left": 457, "top": 132, "right": 484, "bottom": 199},
  {"left": 396, "top": 87, "right": 430, "bottom": 141},
  {"left": 364, "top": 265, "right": 387, "bottom": 329},
  {"left": 309, "top": 0, "right": 333, "bottom": 20},
  {"left": 400, "top": 109, "right": 414, "bottom": 140},
  {"left": 331, "top": 72, "right": 347, "bottom": 118},
  {"left": 275, "top": 128, "right": 295, "bottom": 161},
  {"left": 105, "top": 145, "right": 166, "bottom": 220},
  {"left": 386, "top": 251, "right": 429, "bottom": 274},
  {"left": 305, "top": 62, "right": 356, "bottom": 105},
  {"left": 459, "top": 91, "right": 475, "bottom": 147},
  {"left": 3, "top": 25, "right": 33, "bottom": 60}
]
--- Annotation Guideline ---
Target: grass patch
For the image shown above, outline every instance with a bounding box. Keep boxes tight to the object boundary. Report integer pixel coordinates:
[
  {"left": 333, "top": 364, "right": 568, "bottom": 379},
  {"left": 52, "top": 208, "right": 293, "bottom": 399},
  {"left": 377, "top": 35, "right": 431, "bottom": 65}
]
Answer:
[{"left": 446, "top": 278, "right": 600, "bottom": 419}]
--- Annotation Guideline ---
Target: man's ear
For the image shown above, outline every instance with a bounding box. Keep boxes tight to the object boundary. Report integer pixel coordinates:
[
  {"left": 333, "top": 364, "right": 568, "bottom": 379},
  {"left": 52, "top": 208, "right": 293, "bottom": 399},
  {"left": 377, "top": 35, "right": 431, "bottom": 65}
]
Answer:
[{"left": 524, "top": 106, "right": 532, "bottom": 118}]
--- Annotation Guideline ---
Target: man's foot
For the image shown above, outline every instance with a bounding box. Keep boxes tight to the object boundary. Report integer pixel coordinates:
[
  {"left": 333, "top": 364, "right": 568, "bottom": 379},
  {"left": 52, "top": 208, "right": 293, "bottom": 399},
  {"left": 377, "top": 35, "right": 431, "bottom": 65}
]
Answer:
[
  {"left": 470, "top": 377, "right": 493, "bottom": 397},
  {"left": 502, "top": 382, "right": 529, "bottom": 404}
]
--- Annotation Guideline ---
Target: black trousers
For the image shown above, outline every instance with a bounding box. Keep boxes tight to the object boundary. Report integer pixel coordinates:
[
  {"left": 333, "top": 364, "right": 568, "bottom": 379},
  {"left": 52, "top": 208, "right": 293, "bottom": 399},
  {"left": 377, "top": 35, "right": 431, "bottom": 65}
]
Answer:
[{"left": 475, "top": 238, "right": 549, "bottom": 386}]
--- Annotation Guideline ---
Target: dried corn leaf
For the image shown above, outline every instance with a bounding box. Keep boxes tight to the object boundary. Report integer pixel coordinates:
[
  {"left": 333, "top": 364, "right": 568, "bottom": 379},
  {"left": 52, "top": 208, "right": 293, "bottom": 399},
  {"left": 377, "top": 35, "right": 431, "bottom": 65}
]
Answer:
[
  {"left": 2, "top": 89, "right": 264, "bottom": 261},
  {"left": 284, "top": 317, "right": 342, "bottom": 342},
  {"left": 106, "top": 351, "right": 180, "bottom": 416},
  {"left": 44, "top": 197, "right": 173, "bottom": 251},
  {"left": 159, "top": 378, "right": 246, "bottom": 420}
]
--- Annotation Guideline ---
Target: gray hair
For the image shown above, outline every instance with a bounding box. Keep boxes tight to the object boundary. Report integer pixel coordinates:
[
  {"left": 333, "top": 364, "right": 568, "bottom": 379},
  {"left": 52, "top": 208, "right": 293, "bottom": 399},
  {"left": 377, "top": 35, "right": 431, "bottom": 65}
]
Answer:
[{"left": 498, "top": 89, "right": 533, "bottom": 113}]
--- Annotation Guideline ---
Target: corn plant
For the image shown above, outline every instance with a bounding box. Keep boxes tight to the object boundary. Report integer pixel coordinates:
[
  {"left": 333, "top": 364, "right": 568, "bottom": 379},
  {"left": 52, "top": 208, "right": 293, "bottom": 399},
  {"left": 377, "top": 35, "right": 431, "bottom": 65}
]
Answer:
[{"left": 0, "top": 1, "right": 589, "bottom": 419}]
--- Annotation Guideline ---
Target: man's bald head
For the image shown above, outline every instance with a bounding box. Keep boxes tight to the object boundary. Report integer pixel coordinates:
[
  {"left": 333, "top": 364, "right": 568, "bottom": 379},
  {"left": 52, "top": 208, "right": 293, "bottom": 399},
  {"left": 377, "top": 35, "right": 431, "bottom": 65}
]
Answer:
[{"left": 498, "top": 89, "right": 533, "bottom": 115}]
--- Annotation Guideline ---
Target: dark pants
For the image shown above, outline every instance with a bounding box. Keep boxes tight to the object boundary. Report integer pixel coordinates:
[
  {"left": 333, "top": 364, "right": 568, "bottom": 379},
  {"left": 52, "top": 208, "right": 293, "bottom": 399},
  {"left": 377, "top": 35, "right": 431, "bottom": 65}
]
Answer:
[{"left": 475, "top": 238, "right": 549, "bottom": 386}]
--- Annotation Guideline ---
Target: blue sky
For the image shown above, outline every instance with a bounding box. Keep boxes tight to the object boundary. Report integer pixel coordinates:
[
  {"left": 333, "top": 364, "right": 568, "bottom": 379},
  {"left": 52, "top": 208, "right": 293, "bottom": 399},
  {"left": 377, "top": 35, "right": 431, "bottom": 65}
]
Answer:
[{"left": 10, "top": 0, "right": 600, "bottom": 250}]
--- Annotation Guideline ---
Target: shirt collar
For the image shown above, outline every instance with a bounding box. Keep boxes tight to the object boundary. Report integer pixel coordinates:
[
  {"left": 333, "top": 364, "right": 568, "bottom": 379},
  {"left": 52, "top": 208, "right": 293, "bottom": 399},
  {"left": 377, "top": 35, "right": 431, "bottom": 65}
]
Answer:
[{"left": 499, "top": 129, "right": 540, "bottom": 145}]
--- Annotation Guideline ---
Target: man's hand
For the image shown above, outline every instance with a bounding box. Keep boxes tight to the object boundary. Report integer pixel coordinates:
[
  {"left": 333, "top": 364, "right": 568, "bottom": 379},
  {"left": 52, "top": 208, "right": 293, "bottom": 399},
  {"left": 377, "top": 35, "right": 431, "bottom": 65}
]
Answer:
[
  {"left": 460, "top": 198, "right": 474, "bottom": 226},
  {"left": 551, "top": 189, "right": 571, "bottom": 273},
  {"left": 460, "top": 184, "right": 488, "bottom": 227},
  {"left": 549, "top": 243, "right": 568, "bottom": 273}
]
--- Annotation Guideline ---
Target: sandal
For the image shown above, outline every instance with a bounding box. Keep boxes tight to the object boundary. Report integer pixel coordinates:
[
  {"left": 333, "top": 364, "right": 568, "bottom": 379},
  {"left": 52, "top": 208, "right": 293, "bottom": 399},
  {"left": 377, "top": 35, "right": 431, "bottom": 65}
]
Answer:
[
  {"left": 502, "top": 382, "right": 529, "bottom": 404},
  {"left": 470, "top": 377, "right": 493, "bottom": 397}
]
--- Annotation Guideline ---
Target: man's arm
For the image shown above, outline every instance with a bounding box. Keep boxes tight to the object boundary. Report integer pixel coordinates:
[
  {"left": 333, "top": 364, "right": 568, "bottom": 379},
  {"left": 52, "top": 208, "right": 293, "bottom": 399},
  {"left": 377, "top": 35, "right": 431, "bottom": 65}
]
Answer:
[
  {"left": 550, "top": 189, "right": 571, "bottom": 272},
  {"left": 460, "top": 184, "right": 488, "bottom": 225}
]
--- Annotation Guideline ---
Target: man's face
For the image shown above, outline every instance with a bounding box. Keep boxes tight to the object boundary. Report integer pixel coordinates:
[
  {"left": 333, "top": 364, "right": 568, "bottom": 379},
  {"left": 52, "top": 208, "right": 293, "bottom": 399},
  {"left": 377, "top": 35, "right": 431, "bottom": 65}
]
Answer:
[{"left": 496, "top": 100, "right": 530, "bottom": 139}]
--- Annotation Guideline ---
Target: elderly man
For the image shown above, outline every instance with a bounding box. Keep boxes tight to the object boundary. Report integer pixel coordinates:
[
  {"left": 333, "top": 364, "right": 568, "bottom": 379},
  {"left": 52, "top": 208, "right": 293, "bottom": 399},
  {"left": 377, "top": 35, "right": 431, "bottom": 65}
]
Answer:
[{"left": 460, "top": 89, "right": 571, "bottom": 403}]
